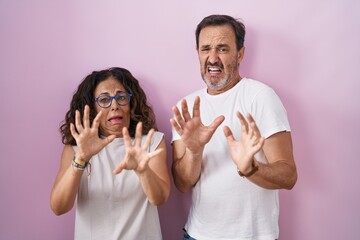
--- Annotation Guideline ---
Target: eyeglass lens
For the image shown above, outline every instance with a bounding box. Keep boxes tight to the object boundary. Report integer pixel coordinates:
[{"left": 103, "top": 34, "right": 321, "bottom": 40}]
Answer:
[{"left": 97, "top": 92, "right": 130, "bottom": 108}]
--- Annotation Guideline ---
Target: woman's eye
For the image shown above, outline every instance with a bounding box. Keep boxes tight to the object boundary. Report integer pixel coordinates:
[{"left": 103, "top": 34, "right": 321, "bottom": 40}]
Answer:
[
  {"left": 100, "top": 97, "right": 110, "bottom": 103},
  {"left": 116, "top": 95, "right": 126, "bottom": 101}
]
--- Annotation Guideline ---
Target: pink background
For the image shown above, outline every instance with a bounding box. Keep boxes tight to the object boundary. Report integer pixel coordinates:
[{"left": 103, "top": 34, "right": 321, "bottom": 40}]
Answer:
[{"left": 1, "top": 1, "right": 359, "bottom": 239}]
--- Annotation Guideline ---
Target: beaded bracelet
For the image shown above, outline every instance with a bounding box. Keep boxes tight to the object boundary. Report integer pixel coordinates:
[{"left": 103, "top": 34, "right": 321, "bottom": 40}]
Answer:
[{"left": 72, "top": 156, "right": 91, "bottom": 175}]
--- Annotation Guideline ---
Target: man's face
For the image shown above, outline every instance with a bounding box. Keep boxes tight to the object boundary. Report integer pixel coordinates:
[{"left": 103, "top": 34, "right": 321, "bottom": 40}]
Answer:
[{"left": 197, "top": 24, "right": 244, "bottom": 95}]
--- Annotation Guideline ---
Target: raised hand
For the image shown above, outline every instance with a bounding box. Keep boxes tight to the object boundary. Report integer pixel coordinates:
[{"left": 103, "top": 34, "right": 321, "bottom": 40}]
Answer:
[
  {"left": 70, "top": 105, "right": 116, "bottom": 162},
  {"left": 223, "top": 112, "right": 265, "bottom": 173},
  {"left": 113, "top": 122, "right": 162, "bottom": 174},
  {"left": 170, "top": 96, "right": 224, "bottom": 154}
]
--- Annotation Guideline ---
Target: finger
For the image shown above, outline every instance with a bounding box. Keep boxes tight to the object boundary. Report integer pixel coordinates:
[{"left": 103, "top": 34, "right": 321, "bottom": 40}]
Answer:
[
  {"left": 237, "top": 112, "right": 248, "bottom": 133},
  {"left": 70, "top": 123, "right": 79, "bottom": 139},
  {"left": 223, "top": 126, "right": 235, "bottom": 142},
  {"left": 147, "top": 148, "right": 163, "bottom": 159},
  {"left": 113, "top": 161, "right": 126, "bottom": 175},
  {"left": 102, "top": 134, "right": 116, "bottom": 147},
  {"left": 181, "top": 99, "right": 192, "bottom": 122},
  {"left": 209, "top": 115, "right": 225, "bottom": 132},
  {"left": 134, "top": 122, "right": 143, "bottom": 147},
  {"left": 143, "top": 128, "right": 155, "bottom": 151},
  {"left": 253, "top": 137, "right": 265, "bottom": 151},
  {"left": 172, "top": 106, "right": 186, "bottom": 129},
  {"left": 75, "top": 110, "right": 84, "bottom": 132},
  {"left": 249, "top": 122, "right": 259, "bottom": 140},
  {"left": 247, "top": 114, "right": 262, "bottom": 139},
  {"left": 91, "top": 110, "right": 102, "bottom": 129},
  {"left": 192, "top": 96, "right": 201, "bottom": 118},
  {"left": 170, "top": 118, "right": 183, "bottom": 136},
  {"left": 122, "top": 127, "right": 132, "bottom": 148},
  {"left": 83, "top": 105, "right": 90, "bottom": 129}
]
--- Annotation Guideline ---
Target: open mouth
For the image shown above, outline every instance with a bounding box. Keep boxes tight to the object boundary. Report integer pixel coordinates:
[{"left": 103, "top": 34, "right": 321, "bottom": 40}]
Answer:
[
  {"left": 108, "top": 116, "right": 123, "bottom": 124},
  {"left": 208, "top": 66, "right": 222, "bottom": 74},
  {"left": 206, "top": 62, "right": 223, "bottom": 74}
]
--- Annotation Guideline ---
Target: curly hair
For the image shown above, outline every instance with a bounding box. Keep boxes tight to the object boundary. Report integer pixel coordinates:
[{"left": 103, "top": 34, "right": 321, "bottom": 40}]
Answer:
[
  {"left": 195, "top": 14, "right": 246, "bottom": 51},
  {"left": 60, "top": 67, "right": 157, "bottom": 145}
]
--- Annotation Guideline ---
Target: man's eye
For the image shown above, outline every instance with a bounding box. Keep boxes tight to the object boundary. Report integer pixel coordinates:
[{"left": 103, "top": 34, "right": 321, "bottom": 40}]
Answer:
[{"left": 219, "top": 47, "right": 228, "bottom": 52}]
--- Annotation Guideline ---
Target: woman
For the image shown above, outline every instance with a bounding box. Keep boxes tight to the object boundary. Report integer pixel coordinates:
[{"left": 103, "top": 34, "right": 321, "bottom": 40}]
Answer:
[{"left": 50, "top": 67, "right": 170, "bottom": 239}]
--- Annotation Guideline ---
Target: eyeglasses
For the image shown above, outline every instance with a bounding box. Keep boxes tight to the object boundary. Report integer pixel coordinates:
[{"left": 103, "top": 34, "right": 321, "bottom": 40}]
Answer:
[{"left": 95, "top": 91, "right": 132, "bottom": 108}]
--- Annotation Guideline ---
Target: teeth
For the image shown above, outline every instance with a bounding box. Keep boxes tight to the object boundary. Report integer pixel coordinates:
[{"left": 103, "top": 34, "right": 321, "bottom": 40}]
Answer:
[{"left": 208, "top": 67, "right": 221, "bottom": 72}]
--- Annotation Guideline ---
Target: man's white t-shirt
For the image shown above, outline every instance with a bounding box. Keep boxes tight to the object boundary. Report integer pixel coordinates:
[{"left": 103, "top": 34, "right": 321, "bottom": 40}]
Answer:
[{"left": 172, "top": 78, "right": 291, "bottom": 240}]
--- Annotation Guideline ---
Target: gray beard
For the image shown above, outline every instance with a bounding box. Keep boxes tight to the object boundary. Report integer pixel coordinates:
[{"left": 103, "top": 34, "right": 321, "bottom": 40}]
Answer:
[{"left": 201, "top": 71, "right": 231, "bottom": 91}]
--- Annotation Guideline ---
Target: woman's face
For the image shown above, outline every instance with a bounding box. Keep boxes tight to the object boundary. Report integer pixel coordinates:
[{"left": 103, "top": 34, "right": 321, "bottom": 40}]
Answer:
[{"left": 94, "top": 77, "right": 131, "bottom": 137}]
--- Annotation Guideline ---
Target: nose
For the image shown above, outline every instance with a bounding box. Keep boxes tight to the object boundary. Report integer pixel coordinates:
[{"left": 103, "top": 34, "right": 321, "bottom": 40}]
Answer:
[
  {"left": 110, "top": 97, "right": 119, "bottom": 110},
  {"left": 207, "top": 48, "right": 220, "bottom": 64}
]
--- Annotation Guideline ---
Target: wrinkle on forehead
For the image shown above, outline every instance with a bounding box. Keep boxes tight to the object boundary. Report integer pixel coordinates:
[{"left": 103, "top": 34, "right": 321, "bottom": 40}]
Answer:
[{"left": 199, "top": 25, "right": 236, "bottom": 48}]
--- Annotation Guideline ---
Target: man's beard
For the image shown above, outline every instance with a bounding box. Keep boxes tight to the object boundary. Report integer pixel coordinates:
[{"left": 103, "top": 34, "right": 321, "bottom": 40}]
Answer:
[
  {"left": 202, "top": 75, "right": 229, "bottom": 91},
  {"left": 201, "top": 60, "right": 239, "bottom": 91}
]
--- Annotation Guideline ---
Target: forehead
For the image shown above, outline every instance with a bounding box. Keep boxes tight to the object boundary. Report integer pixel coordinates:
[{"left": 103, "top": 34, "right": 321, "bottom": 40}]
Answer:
[
  {"left": 94, "top": 77, "right": 125, "bottom": 95},
  {"left": 198, "top": 24, "right": 236, "bottom": 47}
]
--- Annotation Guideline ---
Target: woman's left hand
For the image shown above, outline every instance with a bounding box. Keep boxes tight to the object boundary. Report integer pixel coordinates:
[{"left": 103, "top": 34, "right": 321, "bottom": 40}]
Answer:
[{"left": 113, "top": 122, "right": 162, "bottom": 174}]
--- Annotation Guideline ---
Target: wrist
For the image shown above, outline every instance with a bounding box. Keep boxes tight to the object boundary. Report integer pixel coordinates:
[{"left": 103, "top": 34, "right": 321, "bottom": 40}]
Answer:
[
  {"left": 237, "top": 161, "right": 258, "bottom": 177},
  {"left": 74, "top": 156, "right": 87, "bottom": 167},
  {"left": 72, "top": 156, "right": 90, "bottom": 173}
]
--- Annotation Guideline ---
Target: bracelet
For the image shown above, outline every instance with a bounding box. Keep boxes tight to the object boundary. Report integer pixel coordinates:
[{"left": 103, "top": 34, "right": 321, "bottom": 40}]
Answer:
[
  {"left": 72, "top": 156, "right": 88, "bottom": 170},
  {"left": 72, "top": 156, "right": 91, "bottom": 176},
  {"left": 237, "top": 161, "right": 258, "bottom": 177}
]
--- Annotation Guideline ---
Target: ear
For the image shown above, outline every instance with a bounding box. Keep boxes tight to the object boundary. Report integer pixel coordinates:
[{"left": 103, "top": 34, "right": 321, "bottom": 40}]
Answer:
[{"left": 237, "top": 47, "right": 245, "bottom": 62}]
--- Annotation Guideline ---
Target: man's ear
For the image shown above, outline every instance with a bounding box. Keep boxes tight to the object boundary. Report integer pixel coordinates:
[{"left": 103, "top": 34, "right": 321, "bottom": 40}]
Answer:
[{"left": 238, "top": 47, "right": 245, "bottom": 62}]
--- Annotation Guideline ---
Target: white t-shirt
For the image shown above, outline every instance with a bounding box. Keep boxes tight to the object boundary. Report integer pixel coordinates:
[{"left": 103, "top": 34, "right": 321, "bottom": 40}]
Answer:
[
  {"left": 172, "top": 78, "right": 291, "bottom": 240},
  {"left": 73, "top": 132, "right": 164, "bottom": 240}
]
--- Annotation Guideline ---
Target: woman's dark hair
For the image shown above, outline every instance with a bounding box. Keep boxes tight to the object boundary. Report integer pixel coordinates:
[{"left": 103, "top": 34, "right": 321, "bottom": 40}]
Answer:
[
  {"left": 195, "top": 14, "right": 246, "bottom": 51},
  {"left": 60, "top": 67, "right": 157, "bottom": 145}
]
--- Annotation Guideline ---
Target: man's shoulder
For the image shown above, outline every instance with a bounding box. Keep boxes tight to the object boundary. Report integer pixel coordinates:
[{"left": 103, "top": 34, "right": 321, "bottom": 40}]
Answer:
[
  {"left": 240, "top": 77, "right": 272, "bottom": 89},
  {"left": 181, "top": 88, "right": 207, "bottom": 100}
]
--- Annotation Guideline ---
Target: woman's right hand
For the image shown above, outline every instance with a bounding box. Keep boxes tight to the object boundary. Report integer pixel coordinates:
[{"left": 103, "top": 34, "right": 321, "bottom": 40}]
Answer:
[{"left": 70, "top": 105, "right": 115, "bottom": 162}]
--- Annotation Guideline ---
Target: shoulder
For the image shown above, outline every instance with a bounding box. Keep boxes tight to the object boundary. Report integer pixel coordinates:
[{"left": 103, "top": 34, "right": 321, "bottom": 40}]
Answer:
[
  {"left": 176, "top": 88, "right": 207, "bottom": 105},
  {"left": 239, "top": 77, "right": 273, "bottom": 92},
  {"left": 146, "top": 131, "right": 165, "bottom": 152}
]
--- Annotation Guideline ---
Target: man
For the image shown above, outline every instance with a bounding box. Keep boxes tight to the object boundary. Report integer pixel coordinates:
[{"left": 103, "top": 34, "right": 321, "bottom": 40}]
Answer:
[{"left": 170, "top": 15, "right": 297, "bottom": 240}]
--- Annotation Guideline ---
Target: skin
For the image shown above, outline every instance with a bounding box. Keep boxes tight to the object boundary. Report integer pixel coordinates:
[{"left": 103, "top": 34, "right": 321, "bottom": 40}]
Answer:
[
  {"left": 171, "top": 24, "right": 297, "bottom": 193},
  {"left": 50, "top": 78, "right": 170, "bottom": 215}
]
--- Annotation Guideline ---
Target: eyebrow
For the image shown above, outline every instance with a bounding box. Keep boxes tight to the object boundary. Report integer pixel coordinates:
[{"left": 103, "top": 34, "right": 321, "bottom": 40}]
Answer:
[
  {"left": 200, "top": 43, "right": 230, "bottom": 49},
  {"left": 98, "top": 90, "right": 126, "bottom": 96}
]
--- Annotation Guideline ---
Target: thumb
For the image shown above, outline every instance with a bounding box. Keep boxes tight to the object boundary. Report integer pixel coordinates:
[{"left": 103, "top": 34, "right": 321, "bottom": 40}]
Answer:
[
  {"left": 223, "top": 126, "right": 235, "bottom": 141},
  {"left": 113, "top": 161, "right": 126, "bottom": 175}
]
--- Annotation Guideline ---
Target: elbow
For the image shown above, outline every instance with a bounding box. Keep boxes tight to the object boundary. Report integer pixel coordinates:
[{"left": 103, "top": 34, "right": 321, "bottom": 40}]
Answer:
[
  {"left": 174, "top": 180, "right": 192, "bottom": 193},
  {"left": 285, "top": 170, "right": 298, "bottom": 190},
  {"left": 50, "top": 198, "right": 73, "bottom": 216},
  {"left": 149, "top": 186, "right": 171, "bottom": 206},
  {"left": 50, "top": 204, "right": 68, "bottom": 216},
  {"left": 149, "top": 193, "right": 170, "bottom": 206}
]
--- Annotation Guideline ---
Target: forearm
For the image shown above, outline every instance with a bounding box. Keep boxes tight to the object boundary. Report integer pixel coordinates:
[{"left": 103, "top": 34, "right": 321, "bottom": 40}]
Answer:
[
  {"left": 137, "top": 169, "right": 170, "bottom": 206},
  {"left": 50, "top": 165, "right": 83, "bottom": 215},
  {"left": 172, "top": 148, "right": 202, "bottom": 192},
  {"left": 247, "top": 160, "right": 297, "bottom": 189}
]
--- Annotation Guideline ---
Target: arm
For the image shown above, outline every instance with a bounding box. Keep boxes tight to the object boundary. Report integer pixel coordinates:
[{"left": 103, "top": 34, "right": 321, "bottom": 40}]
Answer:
[
  {"left": 50, "top": 106, "right": 115, "bottom": 215},
  {"left": 249, "top": 131, "right": 297, "bottom": 189},
  {"left": 223, "top": 112, "right": 297, "bottom": 190},
  {"left": 171, "top": 139, "right": 203, "bottom": 193},
  {"left": 170, "top": 97, "right": 224, "bottom": 192},
  {"left": 50, "top": 145, "right": 83, "bottom": 215},
  {"left": 113, "top": 122, "right": 170, "bottom": 205}
]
